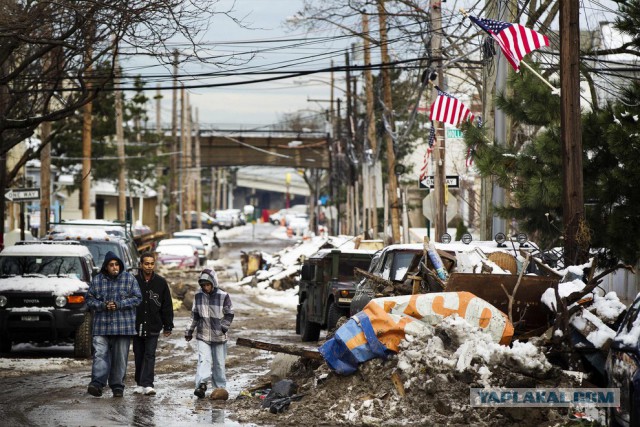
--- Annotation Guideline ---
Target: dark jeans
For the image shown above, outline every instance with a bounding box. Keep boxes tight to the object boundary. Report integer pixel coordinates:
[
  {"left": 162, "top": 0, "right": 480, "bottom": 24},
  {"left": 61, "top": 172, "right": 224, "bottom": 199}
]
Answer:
[{"left": 132, "top": 334, "right": 159, "bottom": 388}]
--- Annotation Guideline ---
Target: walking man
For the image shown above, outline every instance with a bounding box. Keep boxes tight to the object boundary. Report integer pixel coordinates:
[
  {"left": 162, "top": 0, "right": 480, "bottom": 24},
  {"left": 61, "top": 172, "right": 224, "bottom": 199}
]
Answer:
[
  {"left": 185, "top": 268, "right": 234, "bottom": 400},
  {"left": 133, "top": 252, "right": 174, "bottom": 396},
  {"left": 86, "top": 251, "right": 142, "bottom": 398}
]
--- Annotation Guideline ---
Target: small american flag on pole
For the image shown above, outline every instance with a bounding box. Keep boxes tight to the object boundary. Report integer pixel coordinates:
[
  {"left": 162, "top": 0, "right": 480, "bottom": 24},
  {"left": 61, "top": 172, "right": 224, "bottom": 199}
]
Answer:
[
  {"left": 468, "top": 15, "right": 549, "bottom": 72},
  {"left": 429, "top": 87, "right": 474, "bottom": 127}
]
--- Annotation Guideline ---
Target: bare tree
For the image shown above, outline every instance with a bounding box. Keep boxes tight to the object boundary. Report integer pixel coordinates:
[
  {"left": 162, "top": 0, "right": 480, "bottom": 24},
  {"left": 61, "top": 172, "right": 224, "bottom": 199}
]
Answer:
[{"left": 0, "top": 0, "right": 242, "bottom": 160}]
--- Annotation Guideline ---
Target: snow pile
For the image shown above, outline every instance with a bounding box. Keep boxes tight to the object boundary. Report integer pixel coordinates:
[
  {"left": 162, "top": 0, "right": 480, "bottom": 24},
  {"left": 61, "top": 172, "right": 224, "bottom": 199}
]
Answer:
[
  {"left": 0, "top": 276, "right": 88, "bottom": 296},
  {"left": 261, "top": 314, "right": 574, "bottom": 426},
  {"left": 397, "top": 315, "right": 554, "bottom": 381}
]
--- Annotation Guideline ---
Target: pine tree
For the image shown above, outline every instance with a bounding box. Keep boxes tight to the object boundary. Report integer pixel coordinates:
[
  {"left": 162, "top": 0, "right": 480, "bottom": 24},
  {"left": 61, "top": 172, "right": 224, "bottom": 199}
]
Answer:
[{"left": 463, "top": 69, "right": 640, "bottom": 266}]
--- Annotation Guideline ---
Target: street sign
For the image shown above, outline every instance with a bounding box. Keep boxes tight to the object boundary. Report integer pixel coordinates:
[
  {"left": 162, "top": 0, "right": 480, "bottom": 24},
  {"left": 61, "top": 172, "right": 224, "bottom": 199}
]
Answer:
[
  {"left": 419, "top": 175, "right": 459, "bottom": 189},
  {"left": 422, "top": 192, "right": 459, "bottom": 222},
  {"left": 4, "top": 188, "right": 40, "bottom": 202}
]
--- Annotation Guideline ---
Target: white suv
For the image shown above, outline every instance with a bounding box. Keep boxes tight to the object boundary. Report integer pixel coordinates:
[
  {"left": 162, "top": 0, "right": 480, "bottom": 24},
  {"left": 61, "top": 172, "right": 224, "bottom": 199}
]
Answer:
[{"left": 0, "top": 241, "right": 96, "bottom": 357}]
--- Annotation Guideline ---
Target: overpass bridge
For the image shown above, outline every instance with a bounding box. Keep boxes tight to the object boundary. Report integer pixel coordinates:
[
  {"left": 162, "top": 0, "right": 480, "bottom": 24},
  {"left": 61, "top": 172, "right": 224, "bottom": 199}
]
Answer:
[{"left": 197, "top": 128, "right": 330, "bottom": 169}]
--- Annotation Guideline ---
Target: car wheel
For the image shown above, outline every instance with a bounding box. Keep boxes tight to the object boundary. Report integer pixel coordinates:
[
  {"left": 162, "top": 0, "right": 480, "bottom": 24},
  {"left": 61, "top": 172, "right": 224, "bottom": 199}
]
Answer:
[
  {"left": 327, "top": 301, "right": 346, "bottom": 331},
  {"left": 350, "top": 284, "right": 374, "bottom": 316},
  {"left": 0, "top": 334, "right": 11, "bottom": 354},
  {"left": 300, "top": 303, "right": 320, "bottom": 342},
  {"left": 74, "top": 312, "right": 93, "bottom": 359},
  {"left": 273, "top": 220, "right": 280, "bottom": 226}
]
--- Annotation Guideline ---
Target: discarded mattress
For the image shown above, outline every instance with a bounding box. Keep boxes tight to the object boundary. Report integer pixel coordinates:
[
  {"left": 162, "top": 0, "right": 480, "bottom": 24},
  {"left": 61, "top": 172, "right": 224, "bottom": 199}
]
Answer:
[{"left": 319, "top": 291, "right": 514, "bottom": 375}]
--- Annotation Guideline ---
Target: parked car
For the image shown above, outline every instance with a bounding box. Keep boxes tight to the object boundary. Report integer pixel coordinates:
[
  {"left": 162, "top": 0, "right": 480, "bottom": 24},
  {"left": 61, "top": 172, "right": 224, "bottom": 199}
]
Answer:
[
  {"left": 296, "top": 248, "right": 376, "bottom": 341},
  {"left": 181, "top": 228, "right": 220, "bottom": 259},
  {"left": 47, "top": 229, "right": 140, "bottom": 273},
  {"left": 173, "top": 231, "right": 217, "bottom": 260},
  {"left": 269, "top": 208, "right": 289, "bottom": 225},
  {"left": 349, "top": 244, "right": 424, "bottom": 316},
  {"left": 287, "top": 214, "right": 310, "bottom": 236},
  {"left": 157, "top": 238, "right": 206, "bottom": 266},
  {"left": 184, "top": 211, "right": 221, "bottom": 230},
  {"left": 606, "top": 294, "right": 640, "bottom": 427},
  {"left": 211, "top": 210, "right": 235, "bottom": 229},
  {"left": 0, "top": 241, "right": 95, "bottom": 357},
  {"left": 155, "top": 244, "right": 199, "bottom": 269}
]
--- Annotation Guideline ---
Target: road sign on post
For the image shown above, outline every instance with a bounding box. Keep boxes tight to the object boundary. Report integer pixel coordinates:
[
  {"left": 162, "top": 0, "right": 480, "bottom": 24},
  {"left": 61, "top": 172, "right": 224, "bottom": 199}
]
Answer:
[
  {"left": 419, "top": 175, "right": 459, "bottom": 189},
  {"left": 5, "top": 188, "right": 40, "bottom": 202}
]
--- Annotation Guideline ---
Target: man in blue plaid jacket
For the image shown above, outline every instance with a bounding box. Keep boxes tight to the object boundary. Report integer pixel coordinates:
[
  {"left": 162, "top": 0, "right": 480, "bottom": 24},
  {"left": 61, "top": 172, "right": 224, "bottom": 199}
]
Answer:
[{"left": 86, "top": 251, "right": 142, "bottom": 398}]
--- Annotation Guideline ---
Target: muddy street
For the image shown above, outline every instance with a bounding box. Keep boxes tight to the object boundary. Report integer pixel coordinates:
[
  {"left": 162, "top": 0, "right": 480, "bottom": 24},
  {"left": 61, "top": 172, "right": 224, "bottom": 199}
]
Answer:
[{"left": 0, "top": 223, "right": 305, "bottom": 426}]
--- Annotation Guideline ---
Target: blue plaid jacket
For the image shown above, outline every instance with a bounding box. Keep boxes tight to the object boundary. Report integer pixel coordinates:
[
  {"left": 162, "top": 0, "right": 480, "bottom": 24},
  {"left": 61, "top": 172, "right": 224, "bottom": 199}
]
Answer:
[{"left": 86, "top": 251, "right": 141, "bottom": 336}]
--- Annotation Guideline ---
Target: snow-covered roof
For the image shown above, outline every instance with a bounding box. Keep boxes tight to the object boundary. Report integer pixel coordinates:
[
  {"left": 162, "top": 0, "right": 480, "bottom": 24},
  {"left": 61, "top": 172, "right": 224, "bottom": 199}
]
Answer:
[
  {"left": 93, "top": 179, "right": 157, "bottom": 198},
  {"left": 2, "top": 243, "right": 91, "bottom": 257}
]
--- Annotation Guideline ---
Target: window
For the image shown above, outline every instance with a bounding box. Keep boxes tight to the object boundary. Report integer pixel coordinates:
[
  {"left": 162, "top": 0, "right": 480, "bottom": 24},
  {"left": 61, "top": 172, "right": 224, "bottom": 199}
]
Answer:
[{"left": 0, "top": 256, "right": 84, "bottom": 278}]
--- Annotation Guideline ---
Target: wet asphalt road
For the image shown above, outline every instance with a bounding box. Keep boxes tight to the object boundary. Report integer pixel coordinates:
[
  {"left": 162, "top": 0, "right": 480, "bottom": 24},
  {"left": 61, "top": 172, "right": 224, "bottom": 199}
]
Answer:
[{"left": 0, "top": 223, "right": 302, "bottom": 426}]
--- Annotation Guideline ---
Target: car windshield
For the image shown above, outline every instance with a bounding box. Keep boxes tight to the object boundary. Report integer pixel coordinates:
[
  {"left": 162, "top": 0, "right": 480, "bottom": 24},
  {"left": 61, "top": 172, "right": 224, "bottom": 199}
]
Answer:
[
  {"left": 0, "top": 255, "right": 84, "bottom": 277},
  {"left": 337, "top": 258, "right": 373, "bottom": 281},
  {"left": 81, "top": 241, "right": 124, "bottom": 268}
]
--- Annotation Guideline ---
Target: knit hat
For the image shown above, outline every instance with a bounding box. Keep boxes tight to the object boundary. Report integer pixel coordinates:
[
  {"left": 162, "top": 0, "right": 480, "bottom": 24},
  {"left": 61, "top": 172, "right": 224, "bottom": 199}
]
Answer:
[{"left": 198, "top": 268, "right": 218, "bottom": 288}]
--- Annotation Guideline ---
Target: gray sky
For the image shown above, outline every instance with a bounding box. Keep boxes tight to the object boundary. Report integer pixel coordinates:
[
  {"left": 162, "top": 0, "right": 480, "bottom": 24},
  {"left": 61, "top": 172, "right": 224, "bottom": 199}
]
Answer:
[{"left": 131, "top": 0, "right": 623, "bottom": 129}]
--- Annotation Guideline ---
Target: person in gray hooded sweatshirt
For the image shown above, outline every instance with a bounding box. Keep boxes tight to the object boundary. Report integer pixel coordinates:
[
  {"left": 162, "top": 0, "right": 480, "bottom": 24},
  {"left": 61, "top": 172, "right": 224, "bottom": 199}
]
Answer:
[{"left": 185, "top": 268, "right": 234, "bottom": 399}]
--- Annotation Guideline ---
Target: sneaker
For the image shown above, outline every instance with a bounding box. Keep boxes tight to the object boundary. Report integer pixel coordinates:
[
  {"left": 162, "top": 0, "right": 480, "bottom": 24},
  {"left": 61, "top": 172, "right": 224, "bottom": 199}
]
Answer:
[
  {"left": 87, "top": 384, "right": 102, "bottom": 397},
  {"left": 133, "top": 386, "right": 144, "bottom": 394},
  {"left": 113, "top": 389, "right": 124, "bottom": 398},
  {"left": 194, "top": 383, "right": 207, "bottom": 399},
  {"left": 143, "top": 387, "right": 156, "bottom": 396}
]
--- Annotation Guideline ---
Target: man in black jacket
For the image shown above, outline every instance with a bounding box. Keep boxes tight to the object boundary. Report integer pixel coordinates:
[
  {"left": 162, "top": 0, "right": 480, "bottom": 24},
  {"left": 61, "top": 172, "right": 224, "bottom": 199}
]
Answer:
[{"left": 133, "top": 252, "right": 174, "bottom": 396}]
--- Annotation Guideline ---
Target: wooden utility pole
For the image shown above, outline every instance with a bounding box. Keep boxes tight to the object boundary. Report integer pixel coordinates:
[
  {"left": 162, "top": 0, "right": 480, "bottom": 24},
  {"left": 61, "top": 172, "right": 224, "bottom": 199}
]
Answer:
[
  {"left": 81, "top": 75, "right": 93, "bottom": 218},
  {"left": 560, "top": 0, "right": 585, "bottom": 265},
  {"left": 114, "top": 53, "right": 126, "bottom": 221},
  {"left": 377, "top": 0, "right": 401, "bottom": 243},
  {"left": 362, "top": 12, "right": 379, "bottom": 236},
  {"left": 195, "top": 108, "right": 202, "bottom": 229},
  {"left": 345, "top": 49, "right": 354, "bottom": 235},
  {"left": 39, "top": 122, "right": 51, "bottom": 237},
  {"left": 185, "top": 95, "right": 193, "bottom": 218},
  {"left": 155, "top": 85, "right": 164, "bottom": 232},
  {"left": 169, "top": 50, "right": 179, "bottom": 234},
  {"left": 430, "top": 1, "right": 447, "bottom": 241},
  {"left": 180, "top": 86, "right": 186, "bottom": 230}
]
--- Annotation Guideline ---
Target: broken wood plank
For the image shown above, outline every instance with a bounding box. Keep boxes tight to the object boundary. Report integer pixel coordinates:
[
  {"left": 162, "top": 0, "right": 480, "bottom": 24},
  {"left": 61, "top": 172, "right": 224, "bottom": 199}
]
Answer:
[
  {"left": 236, "top": 337, "right": 323, "bottom": 360},
  {"left": 391, "top": 371, "right": 406, "bottom": 397}
]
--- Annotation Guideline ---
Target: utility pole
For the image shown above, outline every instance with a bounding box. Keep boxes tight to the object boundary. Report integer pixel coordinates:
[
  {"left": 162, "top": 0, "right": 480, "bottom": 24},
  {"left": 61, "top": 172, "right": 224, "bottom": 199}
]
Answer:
[
  {"left": 155, "top": 84, "right": 164, "bottom": 232},
  {"left": 345, "top": 49, "right": 354, "bottom": 235},
  {"left": 81, "top": 65, "right": 93, "bottom": 219},
  {"left": 362, "top": 11, "right": 379, "bottom": 237},
  {"left": 430, "top": 1, "right": 447, "bottom": 241},
  {"left": 39, "top": 122, "right": 51, "bottom": 237},
  {"left": 492, "top": 0, "right": 515, "bottom": 237},
  {"left": 169, "top": 50, "right": 179, "bottom": 234},
  {"left": 179, "top": 86, "right": 186, "bottom": 230},
  {"left": 377, "top": 0, "right": 401, "bottom": 243},
  {"left": 560, "top": 0, "right": 585, "bottom": 265},
  {"left": 114, "top": 52, "right": 126, "bottom": 221},
  {"left": 195, "top": 108, "right": 202, "bottom": 229}
]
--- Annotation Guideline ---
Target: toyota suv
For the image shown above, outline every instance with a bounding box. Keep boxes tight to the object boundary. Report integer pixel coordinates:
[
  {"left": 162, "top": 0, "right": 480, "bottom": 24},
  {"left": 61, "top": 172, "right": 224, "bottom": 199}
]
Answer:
[{"left": 0, "top": 241, "right": 96, "bottom": 357}]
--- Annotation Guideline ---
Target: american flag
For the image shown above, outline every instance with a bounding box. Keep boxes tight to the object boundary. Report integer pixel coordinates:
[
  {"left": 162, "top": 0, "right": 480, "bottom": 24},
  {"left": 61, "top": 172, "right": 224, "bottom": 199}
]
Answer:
[
  {"left": 469, "top": 15, "right": 549, "bottom": 72},
  {"left": 420, "top": 121, "right": 436, "bottom": 180},
  {"left": 429, "top": 87, "right": 474, "bottom": 127}
]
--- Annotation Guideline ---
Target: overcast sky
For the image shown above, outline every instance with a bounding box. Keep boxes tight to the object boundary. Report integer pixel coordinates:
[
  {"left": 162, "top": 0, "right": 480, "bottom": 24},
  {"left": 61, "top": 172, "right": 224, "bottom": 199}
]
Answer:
[{"left": 130, "top": 0, "right": 622, "bottom": 130}]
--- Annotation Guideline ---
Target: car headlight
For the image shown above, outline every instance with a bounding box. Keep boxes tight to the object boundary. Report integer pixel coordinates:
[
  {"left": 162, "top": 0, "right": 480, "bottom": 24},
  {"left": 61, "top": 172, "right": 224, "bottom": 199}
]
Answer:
[
  {"left": 0, "top": 295, "right": 7, "bottom": 308},
  {"left": 55, "top": 296, "right": 67, "bottom": 307}
]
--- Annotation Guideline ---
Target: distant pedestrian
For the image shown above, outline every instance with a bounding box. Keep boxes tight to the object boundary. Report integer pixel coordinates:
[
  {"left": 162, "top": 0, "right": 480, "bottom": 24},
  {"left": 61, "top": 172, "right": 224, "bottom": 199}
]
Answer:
[
  {"left": 133, "top": 252, "right": 174, "bottom": 396},
  {"left": 185, "top": 268, "right": 234, "bottom": 400},
  {"left": 86, "top": 251, "right": 142, "bottom": 398}
]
